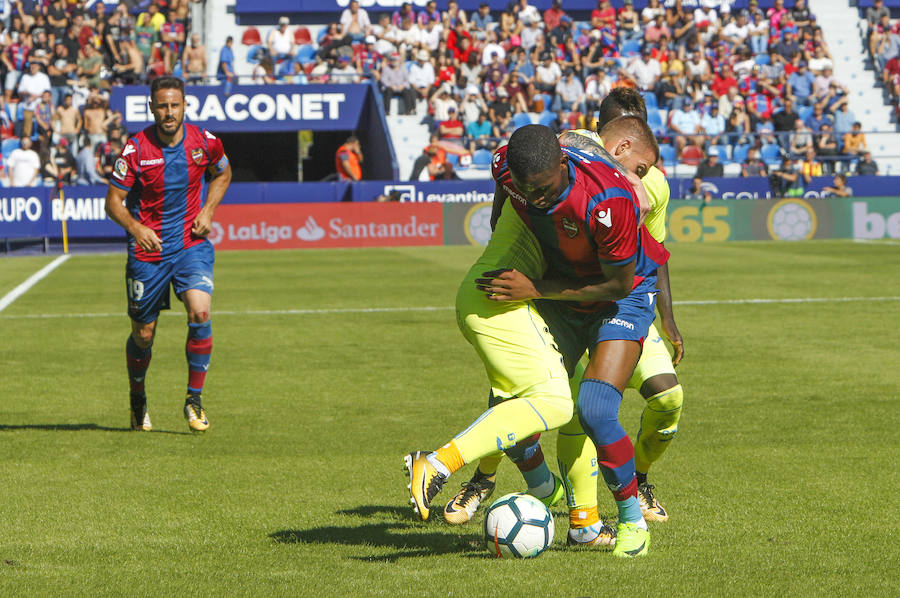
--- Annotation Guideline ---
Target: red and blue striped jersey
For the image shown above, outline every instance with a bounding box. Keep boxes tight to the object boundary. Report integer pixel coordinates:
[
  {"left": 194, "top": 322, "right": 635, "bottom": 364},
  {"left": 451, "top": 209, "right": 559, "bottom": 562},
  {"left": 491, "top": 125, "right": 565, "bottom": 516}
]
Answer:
[
  {"left": 492, "top": 144, "right": 669, "bottom": 310},
  {"left": 111, "top": 123, "right": 228, "bottom": 262}
]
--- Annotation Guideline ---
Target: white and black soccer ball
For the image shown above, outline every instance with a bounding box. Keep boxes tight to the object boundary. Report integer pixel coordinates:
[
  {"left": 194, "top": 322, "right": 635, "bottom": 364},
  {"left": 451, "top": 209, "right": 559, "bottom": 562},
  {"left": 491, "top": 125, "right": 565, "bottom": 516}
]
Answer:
[
  {"left": 483, "top": 493, "right": 554, "bottom": 558},
  {"left": 770, "top": 201, "right": 814, "bottom": 241}
]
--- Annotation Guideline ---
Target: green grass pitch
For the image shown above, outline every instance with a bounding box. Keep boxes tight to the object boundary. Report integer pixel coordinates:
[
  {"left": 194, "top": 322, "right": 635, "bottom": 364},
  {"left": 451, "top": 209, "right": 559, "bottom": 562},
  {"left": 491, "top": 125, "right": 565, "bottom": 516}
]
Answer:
[{"left": 0, "top": 241, "right": 898, "bottom": 597}]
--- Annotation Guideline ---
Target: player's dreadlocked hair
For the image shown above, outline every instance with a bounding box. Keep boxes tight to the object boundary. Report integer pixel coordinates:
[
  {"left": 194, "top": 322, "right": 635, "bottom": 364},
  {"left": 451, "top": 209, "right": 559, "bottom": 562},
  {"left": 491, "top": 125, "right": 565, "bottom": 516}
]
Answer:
[
  {"left": 151, "top": 76, "right": 186, "bottom": 100},
  {"left": 597, "top": 88, "right": 647, "bottom": 129},
  {"left": 506, "top": 125, "right": 561, "bottom": 180}
]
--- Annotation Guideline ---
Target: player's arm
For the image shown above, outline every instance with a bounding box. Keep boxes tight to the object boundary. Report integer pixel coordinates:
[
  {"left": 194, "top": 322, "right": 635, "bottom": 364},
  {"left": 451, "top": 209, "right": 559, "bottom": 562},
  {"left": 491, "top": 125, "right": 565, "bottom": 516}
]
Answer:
[
  {"left": 489, "top": 182, "right": 507, "bottom": 231},
  {"left": 477, "top": 261, "right": 635, "bottom": 303},
  {"left": 655, "top": 259, "right": 683, "bottom": 365},
  {"left": 105, "top": 184, "right": 161, "bottom": 253},
  {"left": 193, "top": 158, "right": 232, "bottom": 237}
]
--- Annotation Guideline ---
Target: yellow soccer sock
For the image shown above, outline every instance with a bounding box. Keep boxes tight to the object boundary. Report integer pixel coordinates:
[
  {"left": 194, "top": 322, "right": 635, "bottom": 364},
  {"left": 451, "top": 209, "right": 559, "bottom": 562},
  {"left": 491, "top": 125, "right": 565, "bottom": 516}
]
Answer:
[
  {"left": 556, "top": 415, "right": 599, "bottom": 513},
  {"left": 476, "top": 453, "right": 504, "bottom": 477},
  {"left": 435, "top": 441, "right": 466, "bottom": 475},
  {"left": 634, "top": 384, "right": 683, "bottom": 474}
]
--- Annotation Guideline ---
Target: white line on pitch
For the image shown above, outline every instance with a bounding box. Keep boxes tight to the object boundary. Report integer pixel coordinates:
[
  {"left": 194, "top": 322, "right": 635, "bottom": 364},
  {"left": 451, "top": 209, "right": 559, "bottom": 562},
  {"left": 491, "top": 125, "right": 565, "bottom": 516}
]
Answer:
[
  {"left": 1, "top": 296, "right": 899, "bottom": 320},
  {"left": 0, "top": 255, "right": 71, "bottom": 314}
]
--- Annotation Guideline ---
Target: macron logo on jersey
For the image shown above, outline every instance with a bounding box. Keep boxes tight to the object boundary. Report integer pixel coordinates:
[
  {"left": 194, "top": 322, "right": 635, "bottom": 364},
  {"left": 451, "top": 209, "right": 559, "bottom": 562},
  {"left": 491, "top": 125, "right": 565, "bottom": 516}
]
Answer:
[
  {"left": 596, "top": 208, "right": 612, "bottom": 228},
  {"left": 122, "top": 144, "right": 136, "bottom": 157}
]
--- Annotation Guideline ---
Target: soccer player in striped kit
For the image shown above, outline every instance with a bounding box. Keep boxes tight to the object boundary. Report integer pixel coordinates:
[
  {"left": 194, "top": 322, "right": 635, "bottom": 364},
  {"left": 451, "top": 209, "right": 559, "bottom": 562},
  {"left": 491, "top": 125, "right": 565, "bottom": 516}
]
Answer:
[{"left": 105, "top": 77, "right": 232, "bottom": 433}]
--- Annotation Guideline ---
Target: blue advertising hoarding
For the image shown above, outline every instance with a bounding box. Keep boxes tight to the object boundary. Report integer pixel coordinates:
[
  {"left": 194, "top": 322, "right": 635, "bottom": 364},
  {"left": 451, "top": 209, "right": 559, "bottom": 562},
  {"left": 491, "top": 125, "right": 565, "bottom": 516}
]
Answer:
[{"left": 110, "top": 84, "right": 370, "bottom": 133}]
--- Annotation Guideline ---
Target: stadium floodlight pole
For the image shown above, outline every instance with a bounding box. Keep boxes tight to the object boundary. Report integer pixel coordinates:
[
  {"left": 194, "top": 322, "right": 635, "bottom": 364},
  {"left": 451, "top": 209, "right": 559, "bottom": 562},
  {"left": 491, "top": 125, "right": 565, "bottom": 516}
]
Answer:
[{"left": 57, "top": 177, "right": 69, "bottom": 254}]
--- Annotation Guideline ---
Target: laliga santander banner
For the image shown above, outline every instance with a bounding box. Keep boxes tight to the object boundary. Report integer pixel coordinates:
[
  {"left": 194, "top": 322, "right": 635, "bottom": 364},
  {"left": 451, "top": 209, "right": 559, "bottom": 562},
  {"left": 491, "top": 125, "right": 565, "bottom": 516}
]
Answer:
[{"left": 205, "top": 202, "right": 443, "bottom": 249}]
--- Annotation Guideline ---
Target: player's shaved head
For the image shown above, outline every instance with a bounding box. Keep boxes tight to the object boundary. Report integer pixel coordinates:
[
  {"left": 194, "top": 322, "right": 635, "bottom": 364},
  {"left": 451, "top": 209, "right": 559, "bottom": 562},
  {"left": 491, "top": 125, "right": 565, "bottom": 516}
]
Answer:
[
  {"left": 597, "top": 88, "right": 647, "bottom": 129},
  {"left": 507, "top": 124, "right": 562, "bottom": 181},
  {"left": 599, "top": 115, "right": 659, "bottom": 164}
]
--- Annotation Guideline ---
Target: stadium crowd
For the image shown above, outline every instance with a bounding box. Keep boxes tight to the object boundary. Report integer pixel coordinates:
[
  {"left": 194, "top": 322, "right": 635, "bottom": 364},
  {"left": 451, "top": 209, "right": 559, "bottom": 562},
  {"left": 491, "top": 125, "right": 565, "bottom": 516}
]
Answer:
[
  {"left": 0, "top": 0, "right": 198, "bottom": 187},
  {"left": 252, "top": 0, "right": 883, "bottom": 183}
]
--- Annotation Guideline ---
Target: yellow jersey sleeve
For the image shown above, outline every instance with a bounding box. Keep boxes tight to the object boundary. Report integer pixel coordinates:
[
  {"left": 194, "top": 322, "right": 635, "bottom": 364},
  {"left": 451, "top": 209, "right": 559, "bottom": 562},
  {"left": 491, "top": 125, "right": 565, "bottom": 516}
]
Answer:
[
  {"left": 469, "top": 199, "right": 546, "bottom": 280},
  {"left": 641, "top": 165, "right": 670, "bottom": 244}
]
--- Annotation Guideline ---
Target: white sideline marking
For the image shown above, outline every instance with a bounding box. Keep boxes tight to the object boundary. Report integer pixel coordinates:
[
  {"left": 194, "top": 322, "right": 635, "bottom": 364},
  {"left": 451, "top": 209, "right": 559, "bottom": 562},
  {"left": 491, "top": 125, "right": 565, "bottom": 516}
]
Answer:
[
  {"left": 854, "top": 238, "right": 900, "bottom": 246},
  {"left": 0, "top": 255, "right": 71, "bottom": 314},
  {"left": 1, "top": 296, "right": 899, "bottom": 320}
]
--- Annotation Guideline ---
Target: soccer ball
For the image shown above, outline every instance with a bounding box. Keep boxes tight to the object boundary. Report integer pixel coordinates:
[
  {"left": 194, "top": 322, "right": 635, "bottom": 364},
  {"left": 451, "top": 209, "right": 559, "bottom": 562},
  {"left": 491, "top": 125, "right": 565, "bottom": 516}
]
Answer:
[{"left": 483, "top": 493, "right": 554, "bottom": 558}]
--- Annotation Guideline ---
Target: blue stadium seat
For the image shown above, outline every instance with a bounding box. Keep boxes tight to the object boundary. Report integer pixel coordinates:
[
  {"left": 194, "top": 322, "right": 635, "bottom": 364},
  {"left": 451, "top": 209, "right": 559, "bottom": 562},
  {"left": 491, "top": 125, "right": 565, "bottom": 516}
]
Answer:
[
  {"left": 446, "top": 152, "right": 460, "bottom": 166},
  {"left": 512, "top": 112, "right": 532, "bottom": 129},
  {"left": 295, "top": 44, "right": 316, "bottom": 65},
  {"left": 538, "top": 110, "right": 556, "bottom": 127},
  {"left": 621, "top": 40, "right": 642, "bottom": 57},
  {"left": 647, "top": 108, "right": 666, "bottom": 136},
  {"left": 2, "top": 138, "right": 20, "bottom": 155},
  {"left": 761, "top": 144, "right": 782, "bottom": 165},
  {"left": 472, "top": 149, "right": 493, "bottom": 169},
  {"left": 247, "top": 45, "right": 265, "bottom": 65},
  {"left": 732, "top": 144, "right": 750, "bottom": 165},
  {"left": 641, "top": 91, "right": 657, "bottom": 109},
  {"left": 658, "top": 143, "right": 676, "bottom": 166},
  {"left": 711, "top": 144, "right": 731, "bottom": 164}
]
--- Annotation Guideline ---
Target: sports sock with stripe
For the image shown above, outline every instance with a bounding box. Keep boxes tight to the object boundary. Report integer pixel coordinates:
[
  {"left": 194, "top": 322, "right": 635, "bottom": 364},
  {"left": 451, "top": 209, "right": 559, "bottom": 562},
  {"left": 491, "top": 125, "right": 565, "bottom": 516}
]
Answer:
[
  {"left": 185, "top": 321, "right": 212, "bottom": 395},
  {"left": 126, "top": 335, "right": 151, "bottom": 394}
]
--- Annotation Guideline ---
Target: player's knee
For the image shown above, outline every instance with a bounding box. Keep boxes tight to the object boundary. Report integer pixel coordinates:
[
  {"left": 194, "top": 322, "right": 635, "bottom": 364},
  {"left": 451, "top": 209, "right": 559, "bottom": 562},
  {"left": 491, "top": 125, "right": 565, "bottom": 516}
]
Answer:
[
  {"left": 188, "top": 310, "right": 210, "bottom": 324},
  {"left": 133, "top": 328, "right": 155, "bottom": 347},
  {"left": 647, "top": 384, "right": 683, "bottom": 414}
]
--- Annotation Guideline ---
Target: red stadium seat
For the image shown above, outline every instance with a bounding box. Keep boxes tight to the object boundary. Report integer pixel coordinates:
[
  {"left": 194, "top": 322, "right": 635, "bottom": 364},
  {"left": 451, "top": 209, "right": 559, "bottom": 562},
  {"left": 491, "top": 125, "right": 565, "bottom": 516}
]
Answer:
[
  {"left": 294, "top": 26, "right": 312, "bottom": 46},
  {"left": 680, "top": 145, "right": 704, "bottom": 166},
  {"left": 241, "top": 27, "right": 262, "bottom": 46}
]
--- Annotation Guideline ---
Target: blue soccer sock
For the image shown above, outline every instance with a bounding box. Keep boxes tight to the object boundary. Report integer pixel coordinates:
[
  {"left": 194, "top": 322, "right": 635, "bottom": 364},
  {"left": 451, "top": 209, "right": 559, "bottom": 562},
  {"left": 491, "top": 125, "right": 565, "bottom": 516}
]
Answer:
[
  {"left": 577, "top": 378, "right": 643, "bottom": 525},
  {"left": 126, "top": 335, "right": 151, "bottom": 395},
  {"left": 185, "top": 321, "right": 212, "bottom": 395}
]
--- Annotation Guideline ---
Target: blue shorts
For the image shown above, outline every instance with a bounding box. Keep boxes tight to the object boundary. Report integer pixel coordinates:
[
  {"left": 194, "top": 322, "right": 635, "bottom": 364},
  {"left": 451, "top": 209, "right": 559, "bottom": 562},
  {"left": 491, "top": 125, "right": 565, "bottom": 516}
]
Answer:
[
  {"left": 125, "top": 241, "right": 215, "bottom": 323},
  {"left": 534, "top": 277, "right": 658, "bottom": 376}
]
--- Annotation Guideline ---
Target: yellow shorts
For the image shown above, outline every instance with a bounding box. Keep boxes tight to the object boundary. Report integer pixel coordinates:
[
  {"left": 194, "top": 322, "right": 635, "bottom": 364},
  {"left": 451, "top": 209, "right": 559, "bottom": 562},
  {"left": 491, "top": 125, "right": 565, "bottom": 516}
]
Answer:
[
  {"left": 456, "top": 268, "right": 571, "bottom": 402},
  {"left": 627, "top": 322, "right": 676, "bottom": 390}
]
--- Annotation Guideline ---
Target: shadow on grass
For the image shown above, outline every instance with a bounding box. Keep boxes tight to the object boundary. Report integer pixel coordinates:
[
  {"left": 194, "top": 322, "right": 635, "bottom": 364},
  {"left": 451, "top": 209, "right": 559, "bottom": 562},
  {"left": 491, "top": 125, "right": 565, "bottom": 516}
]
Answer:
[
  {"left": 271, "top": 514, "right": 486, "bottom": 562},
  {"left": 0, "top": 423, "right": 191, "bottom": 435},
  {"left": 335, "top": 505, "right": 411, "bottom": 518}
]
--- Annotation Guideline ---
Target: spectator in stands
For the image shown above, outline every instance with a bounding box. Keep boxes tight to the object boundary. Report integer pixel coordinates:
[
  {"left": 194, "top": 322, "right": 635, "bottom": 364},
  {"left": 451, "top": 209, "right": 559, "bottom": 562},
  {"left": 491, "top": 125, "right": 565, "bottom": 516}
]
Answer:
[
  {"left": 53, "top": 93, "right": 81, "bottom": 152},
  {"left": 701, "top": 101, "right": 726, "bottom": 146},
  {"left": 815, "top": 122, "right": 839, "bottom": 173},
  {"left": 654, "top": 70, "right": 680, "bottom": 110},
  {"left": 711, "top": 63, "right": 737, "bottom": 98},
  {"left": 438, "top": 105, "right": 464, "bottom": 140},
  {"left": 216, "top": 36, "right": 235, "bottom": 95},
  {"left": 822, "top": 173, "right": 852, "bottom": 197},
  {"left": 33, "top": 90, "right": 53, "bottom": 140},
  {"left": 591, "top": 0, "right": 616, "bottom": 33},
  {"left": 403, "top": 49, "right": 432, "bottom": 105},
  {"left": 643, "top": 13, "right": 670, "bottom": 46},
  {"left": 696, "top": 147, "right": 724, "bottom": 179},
  {"left": 843, "top": 121, "right": 868, "bottom": 158},
  {"left": 335, "top": 136, "right": 363, "bottom": 181},
  {"left": 392, "top": 3, "right": 416, "bottom": 28},
  {"left": 181, "top": 34, "right": 207, "bottom": 84},
  {"left": 431, "top": 82, "right": 457, "bottom": 121},
  {"left": 685, "top": 50, "right": 712, "bottom": 85},
  {"left": 160, "top": 9, "right": 186, "bottom": 75},
  {"left": 41, "top": 137, "right": 76, "bottom": 185},
  {"left": 790, "top": 119, "right": 814, "bottom": 158},
  {"left": 553, "top": 67, "right": 585, "bottom": 114},
  {"left": 380, "top": 53, "right": 415, "bottom": 115},
  {"left": 3, "top": 32, "right": 29, "bottom": 103},
  {"left": 798, "top": 147, "right": 822, "bottom": 186},
  {"left": 832, "top": 102, "right": 855, "bottom": 136},
  {"left": 443, "top": 0, "right": 468, "bottom": 28},
  {"left": 83, "top": 87, "right": 109, "bottom": 150},
  {"left": 47, "top": 0, "right": 69, "bottom": 38},
  {"left": 770, "top": 156, "right": 801, "bottom": 197},
  {"left": 47, "top": 43, "right": 76, "bottom": 107},
  {"left": 489, "top": 86, "right": 513, "bottom": 136},
  {"left": 627, "top": 47, "right": 661, "bottom": 92},
  {"left": 618, "top": 0, "right": 642, "bottom": 44},
  {"left": 544, "top": 0, "right": 566, "bottom": 32},
  {"left": 409, "top": 132, "right": 446, "bottom": 181},
  {"left": 535, "top": 52, "right": 561, "bottom": 95},
  {"left": 137, "top": 3, "right": 166, "bottom": 33},
  {"left": 268, "top": 16, "right": 295, "bottom": 64},
  {"left": 684, "top": 176, "right": 712, "bottom": 201},
  {"left": 332, "top": 55, "right": 360, "bottom": 83},
  {"left": 17, "top": 61, "right": 51, "bottom": 138},
  {"left": 741, "top": 147, "right": 768, "bottom": 177},
  {"left": 470, "top": 3, "right": 494, "bottom": 40},
  {"left": 875, "top": 19, "right": 900, "bottom": 70},
  {"left": 856, "top": 151, "right": 878, "bottom": 176},
  {"left": 786, "top": 61, "right": 815, "bottom": 106},
  {"left": 78, "top": 43, "right": 104, "bottom": 89},
  {"left": 585, "top": 69, "right": 611, "bottom": 113},
  {"left": 466, "top": 110, "right": 494, "bottom": 152},
  {"left": 805, "top": 103, "right": 830, "bottom": 134},
  {"left": 772, "top": 98, "right": 799, "bottom": 143},
  {"left": 7, "top": 137, "right": 40, "bottom": 187},
  {"left": 253, "top": 55, "right": 277, "bottom": 84},
  {"left": 341, "top": 0, "right": 372, "bottom": 42},
  {"left": 670, "top": 99, "right": 704, "bottom": 159}
]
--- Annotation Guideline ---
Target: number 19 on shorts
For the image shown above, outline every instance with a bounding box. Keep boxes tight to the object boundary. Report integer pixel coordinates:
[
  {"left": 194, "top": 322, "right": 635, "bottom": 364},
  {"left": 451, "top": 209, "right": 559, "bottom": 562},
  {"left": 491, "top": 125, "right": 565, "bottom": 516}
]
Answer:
[{"left": 126, "top": 278, "right": 145, "bottom": 301}]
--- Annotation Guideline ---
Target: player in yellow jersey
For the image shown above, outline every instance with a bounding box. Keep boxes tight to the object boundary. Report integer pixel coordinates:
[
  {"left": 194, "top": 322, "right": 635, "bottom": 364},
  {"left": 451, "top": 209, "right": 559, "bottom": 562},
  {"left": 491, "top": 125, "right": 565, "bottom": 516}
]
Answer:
[{"left": 442, "top": 89, "right": 685, "bottom": 545}]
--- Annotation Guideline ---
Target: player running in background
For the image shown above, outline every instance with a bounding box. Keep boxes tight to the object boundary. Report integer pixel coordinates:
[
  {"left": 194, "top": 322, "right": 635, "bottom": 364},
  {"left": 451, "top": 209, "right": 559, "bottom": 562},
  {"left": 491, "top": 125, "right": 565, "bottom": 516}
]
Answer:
[
  {"left": 105, "top": 76, "right": 232, "bottom": 433},
  {"left": 406, "top": 121, "right": 666, "bottom": 557},
  {"left": 445, "top": 88, "right": 685, "bottom": 544}
]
